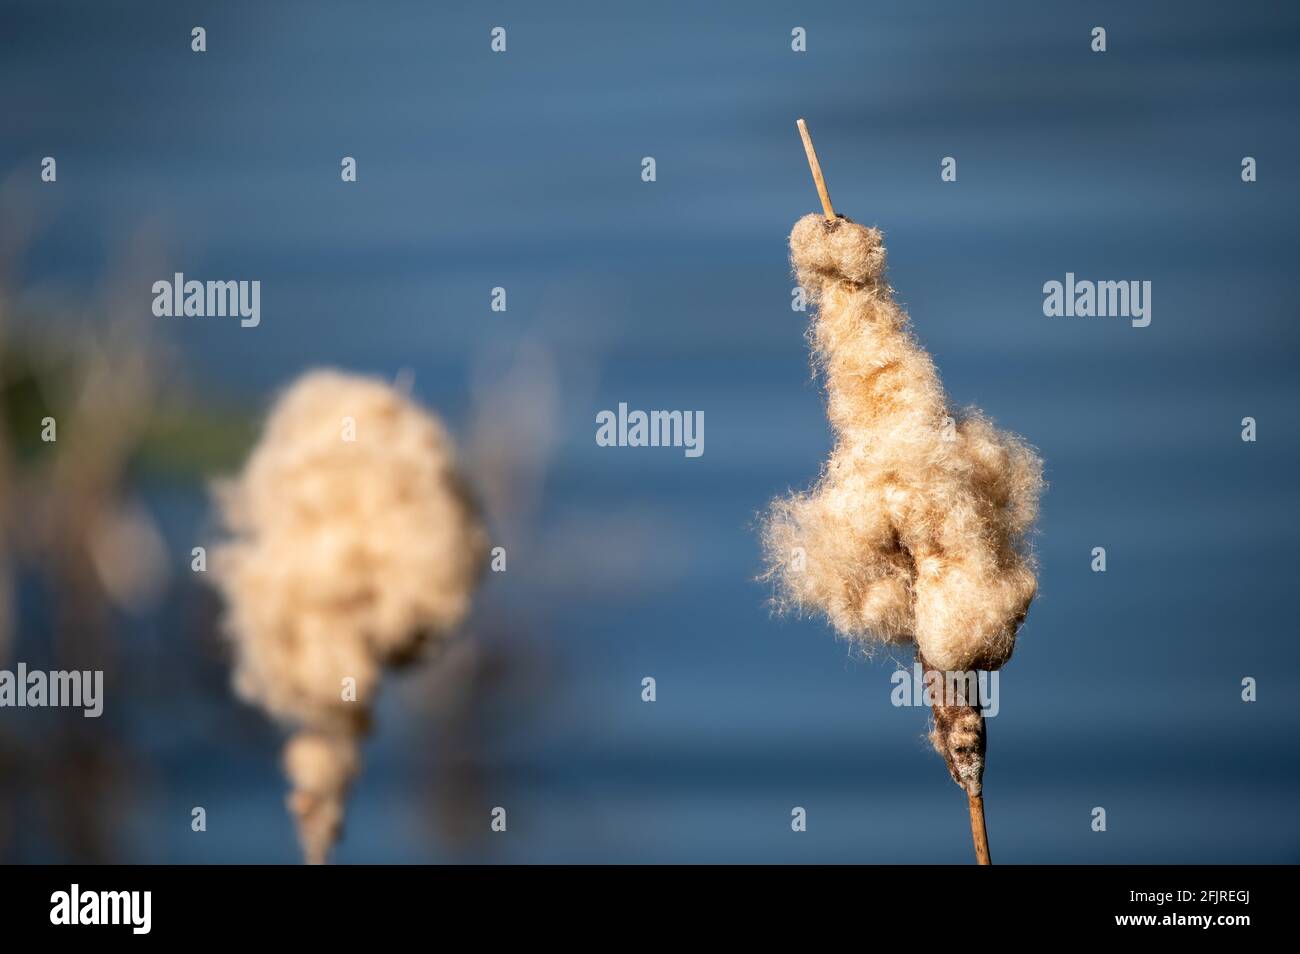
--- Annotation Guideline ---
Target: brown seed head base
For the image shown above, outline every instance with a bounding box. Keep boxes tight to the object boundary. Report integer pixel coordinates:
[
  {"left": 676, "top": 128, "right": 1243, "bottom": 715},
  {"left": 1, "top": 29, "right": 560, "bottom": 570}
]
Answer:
[{"left": 919, "top": 654, "right": 986, "bottom": 798}]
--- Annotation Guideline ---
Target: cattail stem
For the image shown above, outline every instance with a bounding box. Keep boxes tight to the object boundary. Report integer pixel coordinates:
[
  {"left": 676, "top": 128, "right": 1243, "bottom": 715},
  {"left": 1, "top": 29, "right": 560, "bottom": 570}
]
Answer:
[
  {"left": 968, "top": 793, "right": 991, "bottom": 865},
  {"left": 796, "top": 118, "right": 836, "bottom": 220}
]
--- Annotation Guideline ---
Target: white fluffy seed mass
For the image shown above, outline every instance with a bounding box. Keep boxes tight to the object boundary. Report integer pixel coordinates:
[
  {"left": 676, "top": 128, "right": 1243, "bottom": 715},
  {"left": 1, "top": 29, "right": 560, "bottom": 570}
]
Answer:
[
  {"left": 763, "top": 214, "right": 1044, "bottom": 672},
  {"left": 212, "top": 369, "right": 488, "bottom": 732}
]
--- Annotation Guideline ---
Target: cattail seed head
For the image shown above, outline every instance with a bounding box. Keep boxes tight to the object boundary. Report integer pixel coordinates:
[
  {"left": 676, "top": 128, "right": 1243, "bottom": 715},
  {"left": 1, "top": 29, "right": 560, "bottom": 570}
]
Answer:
[
  {"left": 210, "top": 368, "right": 488, "bottom": 861},
  {"left": 212, "top": 369, "right": 488, "bottom": 729},
  {"left": 765, "top": 215, "right": 1043, "bottom": 673}
]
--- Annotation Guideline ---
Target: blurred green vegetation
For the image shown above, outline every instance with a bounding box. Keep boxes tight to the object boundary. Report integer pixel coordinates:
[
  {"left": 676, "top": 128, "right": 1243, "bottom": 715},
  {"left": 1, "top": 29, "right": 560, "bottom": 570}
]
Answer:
[{"left": 2, "top": 337, "right": 254, "bottom": 481}]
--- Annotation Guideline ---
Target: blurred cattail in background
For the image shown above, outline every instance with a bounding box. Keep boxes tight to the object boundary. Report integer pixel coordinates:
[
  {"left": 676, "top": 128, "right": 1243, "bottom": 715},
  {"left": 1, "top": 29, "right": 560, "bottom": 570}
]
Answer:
[
  {"left": 0, "top": 394, "right": 12, "bottom": 668},
  {"left": 0, "top": 180, "right": 187, "bottom": 860},
  {"left": 209, "top": 369, "right": 488, "bottom": 863}
]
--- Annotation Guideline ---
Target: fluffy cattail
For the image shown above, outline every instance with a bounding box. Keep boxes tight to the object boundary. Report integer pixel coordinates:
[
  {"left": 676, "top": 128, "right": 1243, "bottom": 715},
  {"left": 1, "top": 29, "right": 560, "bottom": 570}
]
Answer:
[
  {"left": 770, "top": 123, "right": 1043, "bottom": 863},
  {"left": 764, "top": 214, "right": 1043, "bottom": 676},
  {"left": 211, "top": 369, "right": 488, "bottom": 863}
]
